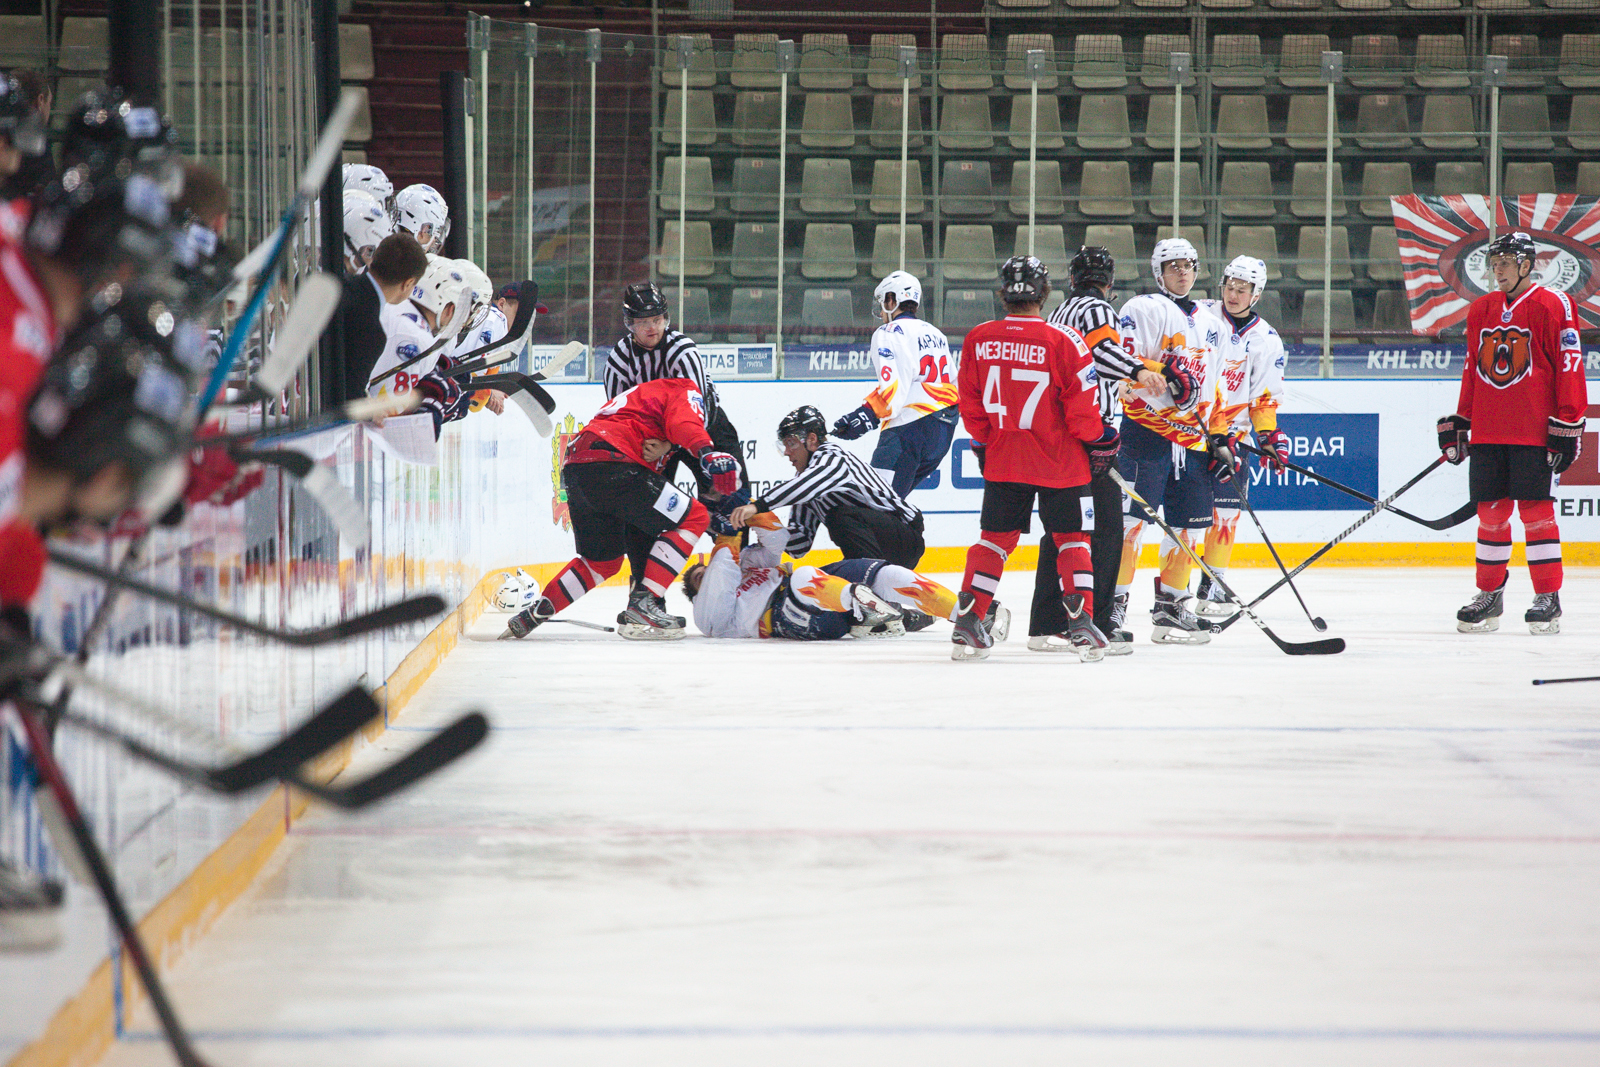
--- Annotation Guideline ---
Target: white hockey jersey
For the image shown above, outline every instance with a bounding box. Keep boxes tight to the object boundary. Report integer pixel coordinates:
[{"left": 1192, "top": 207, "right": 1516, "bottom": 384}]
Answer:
[
  {"left": 451, "top": 304, "right": 507, "bottom": 362},
  {"left": 691, "top": 529, "right": 792, "bottom": 639},
  {"left": 856, "top": 314, "right": 958, "bottom": 430},
  {"left": 1117, "top": 293, "right": 1228, "bottom": 451},
  {"left": 1198, "top": 302, "right": 1286, "bottom": 434},
  {"left": 367, "top": 303, "right": 439, "bottom": 399}
]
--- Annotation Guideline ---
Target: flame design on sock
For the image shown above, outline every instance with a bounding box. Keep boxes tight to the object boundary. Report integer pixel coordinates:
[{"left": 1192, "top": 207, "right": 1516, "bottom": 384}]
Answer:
[
  {"left": 1159, "top": 531, "right": 1198, "bottom": 593},
  {"left": 1203, "top": 508, "right": 1238, "bottom": 570},
  {"left": 793, "top": 568, "right": 851, "bottom": 612},
  {"left": 893, "top": 573, "right": 959, "bottom": 620}
]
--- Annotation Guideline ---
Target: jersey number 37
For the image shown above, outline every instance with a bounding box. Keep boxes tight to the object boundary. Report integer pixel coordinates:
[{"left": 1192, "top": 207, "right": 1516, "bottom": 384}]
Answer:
[{"left": 982, "top": 365, "right": 1051, "bottom": 430}]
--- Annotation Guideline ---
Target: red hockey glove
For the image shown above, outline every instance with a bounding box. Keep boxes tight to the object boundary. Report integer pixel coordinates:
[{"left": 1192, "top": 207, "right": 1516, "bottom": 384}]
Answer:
[
  {"left": 1206, "top": 433, "right": 1240, "bottom": 482},
  {"left": 1547, "top": 416, "right": 1583, "bottom": 475},
  {"left": 1087, "top": 425, "right": 1120, "bottom": 479},
  {"left": 1256, "top": 426, "right": 1291, "bottom": 471},
  {"left": 697, "top": 447, "right": 742, "bottom": 496},
  {"left": 1437, "top": 414, "right": 1470, "bottom": 465}
]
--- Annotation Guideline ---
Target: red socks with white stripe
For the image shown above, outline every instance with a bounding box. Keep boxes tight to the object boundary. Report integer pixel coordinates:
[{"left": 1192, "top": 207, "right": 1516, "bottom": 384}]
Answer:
[
  {"left": 543, "top": 556, "right": 624, "bottom": 615},
  {"left": 962, "top": 530, "right": 1020, "bottom": 618},
  {"left": 1051, "top": 531, "right": 1094, "bottom": 616},
  {"left": 1475, "top": 498, "right": 1562, "bottom": 594},
  {"left": 641, "top": 499, "right": 710, "bottom": 597}
]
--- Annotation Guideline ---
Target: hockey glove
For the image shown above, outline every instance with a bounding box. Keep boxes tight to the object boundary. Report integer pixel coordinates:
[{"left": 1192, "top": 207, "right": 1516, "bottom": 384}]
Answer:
[
  {"left": 707, "top": 487, "right": 752, "bottom": 537},
  {"left": 1087, "top": 425, "right": 1120, "bottom": 479},
  {"left": 1162, "top": 357, "right": 1200, "bottom": 412},
  {"left": 970, "top": 441, "right": 987, "bottom": 474},
  {"left": 1256, "top": 426, "right": 1291, "bottom": 471},
  {"left": 698, "top": 446, "right": 742, "bottom": 496},
  {"left": 1206, "top": 433, "right": 1240, "bottom": 482},
  {"left": 1547, "top": 416, "right": 1584, "bottom": 474},
  {"left": 1437, "top": 414, "right": 1470, "bottom": 465},
  {"left": 831, "top": 404, "right": 880, "bottom": 441}
]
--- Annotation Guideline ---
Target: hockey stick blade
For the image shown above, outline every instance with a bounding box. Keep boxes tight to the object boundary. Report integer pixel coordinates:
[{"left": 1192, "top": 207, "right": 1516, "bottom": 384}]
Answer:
[
  {"left": 1237, "top": 441, "right": 1473, "bottom": 530},
  {"left": 46, "top": 547, "right": 443, "bottom": 646},
  {"left": 253, "top": 272, "right": 341, "bottom": 395},
  {"left": 59, "top": 684, "right": 380, "bottom": 794},
  {"left": 207, "top": 392, "right": 421, "bottom": 449},
  {"left": 467, "top": 373, "right": 554, "bottom": 437},
  {"left": 1232, "top": 461, "right": 1327, "bottom": 632},
  {"left": 238, "top": 449, "right": 369, "bottom": 548},
  {"left": 290, "top": 711, "right": 488, "bottom": 809},
  {"left": 547, "top": 618, "right": 616, "bottom": 632},
  {"left": 471, "top": 372, "right": 557, "bottom": 415},
  {"left": 1531, "top": 675, "right": 1600, "bottom": 686}
]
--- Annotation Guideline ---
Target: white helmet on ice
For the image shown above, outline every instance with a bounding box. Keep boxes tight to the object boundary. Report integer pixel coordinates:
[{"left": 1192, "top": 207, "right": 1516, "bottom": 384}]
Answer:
[
  {"left": 1221, "top": 255, "right": 1268, "bottom": 309},
  {"left": 396, "top": 183, "right": 451, "bottom": 254},
  {"left": 451, "top": 259, "right": 495, "bottom": 333},
  {"left": 342, "top": 189, "right": 392, "bottom": 273},
  {"left": 1150, "top": 237, "right": 1200, "bottom": 297},
  {"left": 410, "top": 254, "right": 474, "bottom": 337},
  {"left": 493, "top": 569, "right": 540, "bottom": 611},
  {"left": 343, "top": 163, "right": 396, "bottom": 222},
  {"left": 874, "top": 269, "right": 922, "bottom": 312}
]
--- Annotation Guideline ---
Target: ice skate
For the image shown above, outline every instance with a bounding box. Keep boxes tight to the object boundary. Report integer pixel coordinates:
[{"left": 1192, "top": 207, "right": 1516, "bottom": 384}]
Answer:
[
  {"left": 499, "top": 597, "right": 555, "bottom": 640},
  {"left": 1192, "top": 573, "right": 1236, "bottom": 617},
  {"left": 0, "top": 860, "right": 63, "bottom": 953},
  {"left": 1151, "top": 578, "right": 1213, "bottom": 644},
  {"left": 849, "top": 583, "right": 906, "bottom": 639},
  {"left": 1104, "top": 590, "right": 1134, "bottom": 655},
  {"left": 1062, "top": 594, "right": 1109, "bottom": 663},
  {"left": 950, "top": 591, "right": 993, "bottom": 661},
  {"left": 984, "top": 600, "right": 1011, "bottom": 644},
  {"left": 1525, "top": 590, "right": 1561, "bottom": 635},
  {"left": 1456, "top": 578, "right": 1505, "bottom": 633},
  {"left": 899, "top": 608, "right": 937, "bottom": 632},
  {"left": 616, "top": 588, "right": 687, "bottom": 641}
]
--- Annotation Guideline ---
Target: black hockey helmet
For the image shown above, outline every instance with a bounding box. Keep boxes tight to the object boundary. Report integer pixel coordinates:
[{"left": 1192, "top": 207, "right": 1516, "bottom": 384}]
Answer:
[
  {"left": 999, "top": 254, "right": 1050, "bottom": 305},
  {"left": 60, "top": 88, "right": 179, "bottom": 177},
  {"left": 28, "top": 153, "right": 176, "bottom": 289},
  {"left": 622, "top": 281, "right": 669, "bottom": 325},
  {"left": 777, "top": 404, "right": 827, "bottom": 444},
  {"left": 0, "top": 71, "right": 45, "bottom": 157},
  {"left": 1069, "top": 245, "right": 1115, "bottom": 291},
  {"left": 1485, "top": 230, "right": 1538, "bottom": 268}
]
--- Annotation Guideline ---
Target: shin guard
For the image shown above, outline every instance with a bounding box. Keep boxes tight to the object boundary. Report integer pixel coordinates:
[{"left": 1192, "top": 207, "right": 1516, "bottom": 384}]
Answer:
[
  {"left": 1158, "top": 529, "right": 1200, "bottom": 595},
  {"left": 1475, "top": 499, "right": 1514, "bottom": 592},
  {"left": 545, "top": 556, "right": 623, "bottom": 614},
  {"left": 963, "top": 531, "right": 1020, "bottom": 618},
  {"left": 1051, "top": 531, "right": 1095, "bottom": 617},
  {"left": 641, "top": 500, "right": 710, "bottom": 597},
  {"left": 877, "top": 566, "right": 960, "bottom": 621},
  {"left": 1203, "top": 508, "right": 1239, "bottom": 570},
  {"left": 1520, "top": 499, "right": 1563, "bottom": 594},
  {"left": 790, "top": 566, "right": 853, "bottom": 612}
]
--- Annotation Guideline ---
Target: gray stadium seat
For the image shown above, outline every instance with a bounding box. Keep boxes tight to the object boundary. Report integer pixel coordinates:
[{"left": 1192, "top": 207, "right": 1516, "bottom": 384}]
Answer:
[
  {"left": 1498, "top": 95, "right": 1554, "bottom": 151},
  {"left": 1577, "top": 162, "right": 1600, "bottom": 196},
  {"left": 1372, "top": 289, "right": 1412, "bottom": 333},
  {"left": 800, "top": 289, "right": 857, "bottom": 343},
  {"left": 1139, "top": 35, "right": 1193, "bottom": 88},
  {"left": 731, "top": 158, "right": 780, "bottom": 214},
  {"left": 1083, "top": 225, "right": 1137, "bottom": 273},
  {"left": 1226, "top": 227, "right": 1282, "bottom": 279},
  {"left": 663, "top": 90, "right": 717, "bottom": 146},
  {"left": 869, "top": 94, "right": 926, "bottom": 149},
  {"left": 340, "top": 24, "right": 375, "bottom": 81},
  {"left": 1254, "top": 290, "right": 1285, "bottom": 326},
  {"left": 1559, "top": 36, "right": 1600, "bottom": 88},
  {"left": 1221, "top": 162, "right": 1276, "bottom": 218},
  {"left": 1406, "top": 0, "right": 1460, "bottom": 11},
  {"left": 799, "top": 33, "right": 853, "bottom": 90},
  {"left": 939, "top": 34, "right": 995, "bottom": 90},
  {"left": 1569, "top": 96, "right": 1600, "bottom": 150},
  {"left": 869, "top": 160, "right": 925, "bottom": 214},
  {"left": 1216, "top": 95, "right": 1271, "bottom": 150},
  {"left": 663, "top": 287, "right": 712, "bottom": 334},
  {"left": 867, "top": 34, "right": 920, "bottom": 90},
  {"left": 344, "top": 87, "right": 373, "bottom": 143},
  {"left": 660, "top": 33, "right": 715, "bottom": 88},
  {"left": 1290, "top": 162, "right": 1346, "bottom": 218},
  {"left": 942, "top": 225, "right": 999, "bottom": 281},
  {"left": 1356, "top": 94, "right": 1412, "bottom": 149},
  {"left": 1415, "top": 36, "right": 1471, "bottom": 89},
  {"left": 1006, "top": 95, "right": 1065, "bottom": 150},
  {"left": 731, "top": 33, "right": 781, "bottom": 89},
  {"left": 801, "top": 94, "right": 856, "bottom": 148},
  {"left": 1075, "top": 95, "right": 1133, "bottom": 149},
  {"left": 0, "top": 15, "right": 46, "bottom": 68},
  {"left": 728, "top": 287, "right": 779, "bottom": 342},
  {"left": 801, "top": 223, "right": 859, "bottom": 280},
  {"left": 730, "top": 92, "right": 779, "bottom": 147},
  {"left": 1077, "top": 161, "right": 1133, "bottom": 216},
  {"left": 1349, "top": 35, "right": 1403, "bottom": 88},
  {"left": 1295, "top": 227, "right": 1354, "bottom": 282},
  {"left": 1006, "top": 34, "right": 1060, "bottom": 90},
  {"left": 939, "top": 94, "right": 995, "bottom": 150},
  {"left": 799, "top": 159, "right": 857, "bottom": 214},
  {"left": 1012, "top": 226, "right": 1069, "bottom": 276},
  {"left": 1504, "top": 163, "right": 1556, "bottom": 195},
  {"left": 1145, "top": 94, "right": 1200, "bottom": 149},
  {"left": 659, "top": 157, "right": 714, "bottom": 214},
  {"left": 1433, "top": 162, "right": 1486, "bottom": 195},
  {"left": 659, "top": 222, "right": 715, "bottom": 278},
  {"left": 1009, "top": 161, "right": 1065, "bottom": 215},
  {"left": 1287, "top": 95, "right": 1342, "bottom": 150},
  {"left": 1490, "top": 35, "right": 1545, "bottom": 88},
  {"left": 1420, "top": 96, "right": 1476, "bottom": 150},
  {"left": 1279, "top": 35, "right": 1332, "bottom": 88},
  {"left": 1360, "top": 163, "right": 1412, "bottom": 218},
  {"left": 1070, "top": 34, "right": 1125, "bottom": 90},
  {"left": 871, "top": 224, "right": 928, "bottom": 277},
  {"left": 59, "top": 16, "right": 108, "bottom": 71},
  {"left": 943, "top": 290, "right": 998, "bottom": 345},
  {"left": 731, "top": 222, "right": 781, "bottom": 278},
  {"left": 941, "top": 161, "right": 995, "bottom": 216},
  {"left": 1149, "top": 162, "right": 1203, "bottom": 217},
  {"left": 1212, "top": 36, "right": 1266, "bottom": 89},
  {"left": 1154, "top": 225, "right": 1210, "bottom": 280},
  {"left": 1300, "top": 290, "right": 1358, "bottom": 335},
  {"left": 1366, "top": 227, "right": 1404, "bottom": 281}
]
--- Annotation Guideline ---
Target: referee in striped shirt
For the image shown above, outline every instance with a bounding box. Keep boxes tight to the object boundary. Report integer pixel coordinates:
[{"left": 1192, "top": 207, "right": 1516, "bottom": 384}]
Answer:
[
  {"left": 1029, "top": 247, "right": 1168, "bottom": 650},
  {"left": 606, "top": 282, "right": 749, "bottom": 589},
  {"left": 731, "top": 405, "right": 925, "bottom": 567}
]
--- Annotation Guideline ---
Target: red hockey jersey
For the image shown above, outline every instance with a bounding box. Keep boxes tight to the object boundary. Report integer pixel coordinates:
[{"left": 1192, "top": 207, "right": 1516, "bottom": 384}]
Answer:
[
  {"left": 1459, "top": 284, "right": 1587, "bottom": 446},
  {"left": 957, "top": 314, "right": 1104, "bottom": 488},
  {"left": 566, "top": 377, "right": 714, "bottom": 471}
]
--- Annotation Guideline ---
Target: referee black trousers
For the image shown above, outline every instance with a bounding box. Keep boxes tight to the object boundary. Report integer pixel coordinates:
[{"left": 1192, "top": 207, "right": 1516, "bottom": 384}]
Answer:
[
  {"left": 1028, "top": 470, "right": 1123, "bottom": 636},
  {"left": 825, "top": 505, "right": 926, "bottom": 569}
]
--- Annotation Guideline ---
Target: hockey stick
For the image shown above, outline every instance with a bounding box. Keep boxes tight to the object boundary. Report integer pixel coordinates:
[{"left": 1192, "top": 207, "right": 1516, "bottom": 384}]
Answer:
[
  {"left": 10, "top": 704, "right": 216, "bottom": 1067},
  {"left": 286, "top": 711, "right": 488, "bottom": 810},
  {"left": 233, "top": 448, "right": 368, "bottom": 548},
  {"left": 197, "top": 88, "right": 362, "bottom": 413},
  {"left": 1110, "top": 470, "right": 1345, "bottom": 656},
  {"left": 1236, "top": 441, "right": 1475, "bottom": 530},
  {"left": 450, "top": 339, "right": 584, "bottom": 382},
  {"left": 1532, "top": 675, "right": 1600, "bottom": 685},
  {"left": 367, "top": 280, "right": 542, "bottom": 390},
  {"left": 454, "top": 373, "right": 554, "bottom": 437},
  {"left": 46, "top": 548, "right": 444, "bottom": 646},
  {"left": 201, "top": 392, "right": 422, "bottom": 449},
  {"left": 1213, "top": 456, "right": 1447, "bottom": 634},
  {"left": 1228, "top": 451, "right": 1327, "bottom": 632},
  {"left": 230, "top": 271, "right": 342, "bottom": 403},
  {"left": 547, "top": 618, "right": 615, "bottom": 632}
]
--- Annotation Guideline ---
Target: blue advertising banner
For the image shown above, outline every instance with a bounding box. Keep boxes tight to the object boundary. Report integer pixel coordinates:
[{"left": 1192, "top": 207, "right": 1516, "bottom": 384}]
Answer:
[
  {"left": 782, "top": 343, "right": 874, "bottom": 379},
  {"left": 1243, "top": 413, "right": 1379, "bottom": 510}
]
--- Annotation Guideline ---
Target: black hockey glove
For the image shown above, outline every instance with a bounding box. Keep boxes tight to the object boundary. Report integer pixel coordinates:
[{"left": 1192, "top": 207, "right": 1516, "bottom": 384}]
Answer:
[
  {"left": 1087, "top": 425, "right": 1120, "bottom": 479},
  {"left": 707, "top": 487, "right": 752, "bottom": 537},
  {"left": 1206, "top": 432, "right": 1239, "bottom": 482},
  {"left": 970, "top": 442, "right": 987, "bottom": 475},
  {"left": 1162, "top": 356, "right": 1200, "bottom": 412},
  {"left": 697, "top": 446, "right": 742, "bottom": 496},
  {"left": 1437, "top": 414, "right": 1470, "bottom": 465},
  {"left": 831, "top": 404, "right": 880, "bottom": 441},
  {"left": 1547, "top": 416, "right": 1584, "bottom": 474}
]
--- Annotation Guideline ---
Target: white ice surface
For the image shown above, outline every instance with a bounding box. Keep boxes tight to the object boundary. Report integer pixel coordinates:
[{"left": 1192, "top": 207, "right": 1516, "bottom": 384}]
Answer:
[{"left": 92, "top": 568, "right": 1600, "bottom": 1067}]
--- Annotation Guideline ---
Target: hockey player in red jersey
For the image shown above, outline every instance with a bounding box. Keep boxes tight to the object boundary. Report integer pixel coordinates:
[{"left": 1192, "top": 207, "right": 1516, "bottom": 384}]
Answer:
[
  {"left": 499, "top": 377, "right": 741, "bottom": 641},
  {"left": 1438, "top": 231, "right": 1588, "bottom": 635},
  {"left": 951, "top": 255, "right": 1119, "bottom": 663}
]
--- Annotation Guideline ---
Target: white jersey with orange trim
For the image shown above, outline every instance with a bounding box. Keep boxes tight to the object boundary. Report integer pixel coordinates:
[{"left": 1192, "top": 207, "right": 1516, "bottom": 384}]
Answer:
[
  {"left": 1199, "top": 302, "right": 1286, "bottom": 434},
  {"left": 451, "top": 303, "right": 507, "bottom": 361},
  {"left": 1117, "top": 292, "right": 1227, "bottom": 450},
  {"left": 691, "top": 528, "right": 792, "bottom": 639},
  {"left": 857, "top": 314, "right": 958, "bottom": 430},
  {"left": 367, "top": 304, "right": 440, "bottom": 399}
]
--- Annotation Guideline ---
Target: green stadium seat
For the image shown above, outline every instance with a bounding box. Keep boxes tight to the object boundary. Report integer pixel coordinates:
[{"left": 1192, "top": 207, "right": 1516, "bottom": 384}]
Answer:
[
  {"left": 730, "top": 158, "right": 780, "bottom": 214},
  {"left": 799, "top": 158, "right": 857, "bottom": 214},
  {"left": 867, "top": 34, "right": 920, "bottom": 90},
  {"left": 1078, "top": 161, "right": 1134, "bottom": 216},
  {"left": 800, "top": 288, "right": 857, "bottom": 342},
  {"left": 659, "top": 157, "right": 714, "bottom": 213},
  {"left": 1225, "top": 226, "right": 1282, "bottom": 279},
  {"left": 1356, "top": 94, "right": 1412, "bottom": 149},
  {"left": 1149, "top": 162, "right": 1203, "bottom": 217},
  {"left": 869, "top": 160, "right": 925, "bottom": 214},
  {"left": 1420, "top": 95, "right": 1476, "bottom": 149},
  {"left": 1433, "top": 161, "right": 1486, "bottom": 195},
  {"left": 1287, "top": 95, "right": 1342, "bottom": 150},
  {"left": 1005, "top": 34, "right": 1060, "bottom": 90},
  {"left": 799, "top": 33, "right": 853, "bottom": 90},
  {"left": 1279, "top": 35, "right": 1332, "bottom": 88},
  {"left": 939, "top": 34, "right": 995, "bottom": 91},
  {"left": 660, "top": 33, "right": 715, "bottom": 88},
  {"left": 1075, "top": 95, "right": 1132, "bottom": 150},
  {"left": 1221, "top": 162, "right": 1276, "bottom": 218},
  {"left": 1216, "top": 95, "right": 1271, "bottom": 150},
  {"left": 1359, "top": 162, "right": 1412, "bottom": 218},
  {"left": 731, "top": 222, "right": 781, "bottom": 278},
  {"left": 1291, "top": 162, "right": 1347, "bottom": 218},
  {"left": 871, "top": 224, "right": 928, "bottom": 277},
  {"left": 1296, "top": 226, "right": 1354, "bottom": 282},
  {"left": 939, "top": 94, "right": 995, "bottom": 150},
  {"left": 800, "top": 94, "right": 856, "bottom": 148},
  {"left": 1366, "top": 226, "right": 1404, "bottom": 281},
  {"left": 731, "top": 33, "right": 780, "bottom": 89},
  {"left": 659, "top": 221, "right": 715, "bottom": 278},
  {"left": 1009, "top": 161, "right": 1065, "bottom": 215},
  {"left": 942, "top": 225, "right": 999, "bottom": 281},
  {"left": 869, "top": 93, "right": 926, "bottom": 149},
  {"left": 1006, "top": 94, "right": 1065, "bottom": 150},
  {"left": 1415, "top": 36, "right": 1471, "bottom": 89},
  {"left": 1146, "top": 93, "right": 1200, "bottom": 149},
  {"left": 941, "top": 160, "right": 995, "bottom": 216},
  {"left": 801, "top": 222, "right": 859, "bottom": 279}
]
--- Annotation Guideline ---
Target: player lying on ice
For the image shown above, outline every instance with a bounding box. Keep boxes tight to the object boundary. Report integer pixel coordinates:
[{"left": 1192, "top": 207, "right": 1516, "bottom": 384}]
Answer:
[{"left": 679, "top": 520, "right": 982, "bottom": 642}]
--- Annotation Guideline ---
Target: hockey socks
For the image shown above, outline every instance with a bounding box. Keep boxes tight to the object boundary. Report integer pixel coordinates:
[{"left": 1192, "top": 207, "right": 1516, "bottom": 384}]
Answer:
[
  {"left": 1203, "top": 508, "right": 1239, "bottom": 571},
  {"left": 1052, "top": 531, "right": 1094, "bottom": 617},
  {"left": 791, "top": 566, "right": 853, "bottom": 612},
  {"left": 544, "top": 556, "right": 624, "bottom": 614},
  {"left": 1117, "top": 517, "right": 1144, "bottom": 589},
  {"left": 1474, "top": 500, "right": 1514, "bottom": 593},
  {"left": 1522, "top": 499, "right": 1563, "bottom": 594},
  {"left": 876, "top": 566, "right": 960, "bottom": 621},
  {"left": 641, "top": 500, "right": 710, "bottom": 598},
  {"left": 963, "top": 530, "right": 1020, "bottom": 618},
  {"left": 1158, "top": 530, "right": 1201, "bottom": 596}
]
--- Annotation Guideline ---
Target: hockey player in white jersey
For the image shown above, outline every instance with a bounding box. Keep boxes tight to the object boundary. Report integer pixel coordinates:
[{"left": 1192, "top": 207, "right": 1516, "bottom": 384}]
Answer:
[
  {"left": 395, "top": 184, "right": 450, "bottom": 254},
  {"left": 1192, "top": 255, "right": 1290, "bottom": 615},
  {"left": 449, "top": 259, "right": 509, "bottom": 415},
  {"left": 342, "top": 188, "right": 392, "bottom": 276},
  {"left": 829, "top": 271, "right": 960, "bottom": 498},
  {"left": 343, "top": 163, "right": 396, "bottom": 223},
  {"left": 1114, "top": 237, "right": 1230, "bottom": 644}
]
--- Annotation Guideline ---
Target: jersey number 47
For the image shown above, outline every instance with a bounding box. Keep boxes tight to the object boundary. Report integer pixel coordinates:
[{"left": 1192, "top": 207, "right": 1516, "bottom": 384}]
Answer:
[{"left": 982, "top": 365, "right": 1052, "bottom": 430}]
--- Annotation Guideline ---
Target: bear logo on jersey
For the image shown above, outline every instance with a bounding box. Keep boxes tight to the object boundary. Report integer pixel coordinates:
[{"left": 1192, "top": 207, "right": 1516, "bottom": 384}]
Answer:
[{"left": 1475, "top": 326, "right": 1533, "bottom": 389}]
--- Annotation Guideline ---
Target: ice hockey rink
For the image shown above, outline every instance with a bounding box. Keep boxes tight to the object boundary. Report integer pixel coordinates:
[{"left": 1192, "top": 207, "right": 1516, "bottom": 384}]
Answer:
[{"left": 94, "top": 567, "right": 1600, "bottom": 1067}]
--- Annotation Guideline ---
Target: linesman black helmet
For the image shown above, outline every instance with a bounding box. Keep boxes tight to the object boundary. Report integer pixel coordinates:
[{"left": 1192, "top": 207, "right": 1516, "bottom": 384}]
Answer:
[
  {"left": 777, "top": 405, "right": 827, "bottom": 443},
  {"left": 622, "top": 282, "right": 669, "bottom": 325},
  {"left": 1069, "top": 245, "right": 1115, "bottom": 291},
  {"left": 999, "top": 255, "right": 1050, "bottom": 305}
]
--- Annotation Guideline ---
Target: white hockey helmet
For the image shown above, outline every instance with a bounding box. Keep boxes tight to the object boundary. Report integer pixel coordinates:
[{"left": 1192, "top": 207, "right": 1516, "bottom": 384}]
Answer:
[
  {"left": 1150, "top": 237, "right": 1201, "bottom": 296},
  {"left": 342, "top": 189, "right": 392, "bottom": 273},
  {"left": 451, "top": 259, "right": 495, "bottom": 333},
  {"left": 343, "top": 163, "right": 396, "bottom": 221},
  {"left": 1221, "top": 255, "right": 1268, "bottom": 308},
  {"left": 874, "top": 269, "right": 922, "bottom": 312},
  {"left": 410, "top": 254, "right": 474, "bottom": 337},
  {"left": 493, "top": 569, "right": 541, "bottom": 611},
  {"left": 396, "top": 183, "right": 451, "bottom": 253}
]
